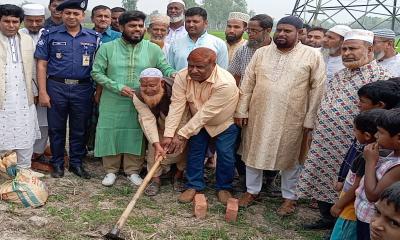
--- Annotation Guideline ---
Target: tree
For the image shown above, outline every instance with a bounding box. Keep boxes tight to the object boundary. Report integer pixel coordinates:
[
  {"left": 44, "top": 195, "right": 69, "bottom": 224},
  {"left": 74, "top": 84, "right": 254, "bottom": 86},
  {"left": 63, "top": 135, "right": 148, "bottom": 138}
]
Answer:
[
  {"left": 202, "top": 0, "right": 248, "bottom": 30},
  {"left": 183, "top": 0, "right": 199, "bottom": 8},
  {"left": 122, "top": 0, "right": 138, "bottom": 11}
]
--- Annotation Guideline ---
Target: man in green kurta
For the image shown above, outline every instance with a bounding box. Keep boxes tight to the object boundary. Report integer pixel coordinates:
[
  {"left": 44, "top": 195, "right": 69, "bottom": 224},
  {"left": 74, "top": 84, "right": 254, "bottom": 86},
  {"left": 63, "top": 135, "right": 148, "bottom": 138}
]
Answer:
[{"left": 91, "top": 10, "right": 176, "bottom": 187}]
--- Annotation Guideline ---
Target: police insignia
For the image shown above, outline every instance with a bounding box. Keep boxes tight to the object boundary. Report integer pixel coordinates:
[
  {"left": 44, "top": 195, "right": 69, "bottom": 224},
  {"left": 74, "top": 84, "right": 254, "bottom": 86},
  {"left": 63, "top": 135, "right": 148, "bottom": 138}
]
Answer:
[
  {"left": 80, "top": 1, "right": 86, "bottom": 8},
  {"left": 38, "top": 39, "right": 44, "bottom": 46},
  {"left": 56, "top": 52, "right": 62, "bottom": 59}
]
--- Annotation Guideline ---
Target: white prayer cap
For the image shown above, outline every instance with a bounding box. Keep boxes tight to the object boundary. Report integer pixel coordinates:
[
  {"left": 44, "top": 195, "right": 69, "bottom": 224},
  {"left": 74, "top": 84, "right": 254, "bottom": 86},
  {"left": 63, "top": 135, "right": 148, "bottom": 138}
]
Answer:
[
  {"left": 328, "top": 25, "right": 352, "bottom": 37},
  {"left": 168, "top": 0, "right": 185, "bottom": 7},
  {"left": 344, "top": 29, "right": 374, "bottom": 44},
  {"left": 22, "top": 4, "right": 45, "bottom": 16},
  {"left": 140, "top": 68, "right": 163, "bottom": 79},
  {"left": 150, "top": 14, "right": 170, "bottom": 25},
  {"left": 372, "top": 28, "right": 396, "bottom": 40},
  {"left": 228, "top": 12, "right": 250, "bottom": 24}
]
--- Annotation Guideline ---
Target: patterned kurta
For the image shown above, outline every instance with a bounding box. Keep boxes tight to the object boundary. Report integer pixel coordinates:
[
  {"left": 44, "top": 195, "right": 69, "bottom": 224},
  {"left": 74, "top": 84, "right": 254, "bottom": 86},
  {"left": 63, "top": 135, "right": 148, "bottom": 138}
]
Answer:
[
  {"left": 91, "top": 39, "right": 175, "bottom": 157},
  {"left": 227, "top": 38, "right": 246, "bottom": 64},
  {"left": 234, "top": 43, "right": 326, "bottom": 170},
  {"left": 297, "top": 60, "right": 391, "bottom": 203}
]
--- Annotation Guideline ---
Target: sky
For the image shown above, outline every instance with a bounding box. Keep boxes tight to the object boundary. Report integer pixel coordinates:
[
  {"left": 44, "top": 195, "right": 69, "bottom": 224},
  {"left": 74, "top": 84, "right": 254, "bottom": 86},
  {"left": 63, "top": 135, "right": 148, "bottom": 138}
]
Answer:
[{"left": 11, "top": 0, "right": 294, "bottom": 20}]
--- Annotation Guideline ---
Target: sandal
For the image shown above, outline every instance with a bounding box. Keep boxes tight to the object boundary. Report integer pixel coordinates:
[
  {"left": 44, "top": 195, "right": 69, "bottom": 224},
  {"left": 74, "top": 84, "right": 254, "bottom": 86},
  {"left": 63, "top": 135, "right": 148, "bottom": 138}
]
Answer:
[
  {"left": 144, "top": 180, "right": 160, "bottom": 196},
  {"left": 277, "top": 199, "right": 297, "bottom": 216}
]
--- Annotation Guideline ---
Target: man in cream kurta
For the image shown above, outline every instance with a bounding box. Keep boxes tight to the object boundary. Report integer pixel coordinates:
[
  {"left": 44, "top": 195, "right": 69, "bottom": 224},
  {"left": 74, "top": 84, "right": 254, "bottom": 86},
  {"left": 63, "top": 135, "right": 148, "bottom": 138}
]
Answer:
[
  {"left": 0, "top": 4, "right": 40, "bottom": 171},
  {"left": 234, "top": 16, "right": 326, "bottom": 216}
]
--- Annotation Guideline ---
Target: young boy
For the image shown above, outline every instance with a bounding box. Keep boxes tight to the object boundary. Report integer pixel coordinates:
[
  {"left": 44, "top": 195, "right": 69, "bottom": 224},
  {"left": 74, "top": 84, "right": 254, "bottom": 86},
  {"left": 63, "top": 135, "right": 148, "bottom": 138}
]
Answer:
[
  {"left": 355, "top": 108, "right": 400, "bottom": 240},
  {"left": 370, "top": 181, "right": 400, "bottom": 240},
  {"left": 330, "top": 110, "right": 384, "bottom": 240},
  {"left": 335, "top": 80, "right": 400, "bottom": 193}
]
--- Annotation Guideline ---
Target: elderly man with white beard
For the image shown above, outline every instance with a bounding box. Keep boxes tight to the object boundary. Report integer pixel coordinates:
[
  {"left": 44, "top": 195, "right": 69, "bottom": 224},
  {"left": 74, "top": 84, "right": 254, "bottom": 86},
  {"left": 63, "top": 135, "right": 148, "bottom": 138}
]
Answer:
[
  {"left": 372, "top": 28, "right": 400, "bottom": 77},
  {"left": 131, "top": 68, "right": 189, "bottom": 196},
  {"left": 165, "top": 0, "right": 187, "bottom": 45},
  {"left": 321, "top": 25, "right": 351, "bottom": 87},
  {"left": 298, "top": 29, "right": 392, "bottom": 231}
]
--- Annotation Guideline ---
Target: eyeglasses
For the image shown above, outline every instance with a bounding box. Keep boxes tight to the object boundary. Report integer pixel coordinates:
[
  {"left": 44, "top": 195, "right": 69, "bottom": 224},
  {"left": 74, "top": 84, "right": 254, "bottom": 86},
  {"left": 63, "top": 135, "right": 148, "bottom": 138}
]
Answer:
[{"left": 246, "top": 28, "right": 264, "bottom": 34}]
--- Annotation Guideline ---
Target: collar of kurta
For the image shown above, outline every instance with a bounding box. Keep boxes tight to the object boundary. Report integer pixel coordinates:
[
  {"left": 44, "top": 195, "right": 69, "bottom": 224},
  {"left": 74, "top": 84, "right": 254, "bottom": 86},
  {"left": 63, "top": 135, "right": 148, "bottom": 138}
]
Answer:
[
  {"left": 119, "top": 37, "right": 145, "bottom": 48},
  {"left": 169, "top": 25, "right": 185, "bottom": 32},
  {"left": 187, "top": 31, "right": 208, "bottom": 42},
  {"left": 186, "top": 64, "right": 218, "bottom": 84}
]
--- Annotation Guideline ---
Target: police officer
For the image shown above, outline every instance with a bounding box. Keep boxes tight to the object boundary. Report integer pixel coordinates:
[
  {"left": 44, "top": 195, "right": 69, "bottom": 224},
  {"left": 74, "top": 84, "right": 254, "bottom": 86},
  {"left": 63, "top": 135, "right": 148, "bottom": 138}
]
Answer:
[{"left": 35, "top": 0, "right": 100, "bottom": 179}]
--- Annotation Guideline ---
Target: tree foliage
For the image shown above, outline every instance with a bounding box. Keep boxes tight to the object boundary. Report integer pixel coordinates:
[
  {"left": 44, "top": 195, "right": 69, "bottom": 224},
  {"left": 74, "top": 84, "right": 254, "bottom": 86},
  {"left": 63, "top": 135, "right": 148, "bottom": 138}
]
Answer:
[
  {"left": 183, "top": 0, "right": 199, "bottom": 8},
  {"left": 202, "top": 0, "right": 248, "bottom": 29},
  {"left": 122, "top": 0, "right": 138, "bottom": 11}
]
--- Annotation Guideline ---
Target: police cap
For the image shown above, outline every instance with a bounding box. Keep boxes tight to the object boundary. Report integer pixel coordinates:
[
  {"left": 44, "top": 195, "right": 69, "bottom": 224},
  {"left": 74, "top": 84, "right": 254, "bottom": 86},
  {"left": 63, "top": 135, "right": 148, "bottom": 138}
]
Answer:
[{"left": 56, "top": 0, "right": 88, "bottom": 11}]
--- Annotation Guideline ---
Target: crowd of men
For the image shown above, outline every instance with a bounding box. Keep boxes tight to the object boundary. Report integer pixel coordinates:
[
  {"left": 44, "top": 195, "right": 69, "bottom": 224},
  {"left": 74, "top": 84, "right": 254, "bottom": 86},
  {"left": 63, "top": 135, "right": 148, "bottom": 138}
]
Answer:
[{"left": 1, "top": 0, "right": 400, "bottom": 239}]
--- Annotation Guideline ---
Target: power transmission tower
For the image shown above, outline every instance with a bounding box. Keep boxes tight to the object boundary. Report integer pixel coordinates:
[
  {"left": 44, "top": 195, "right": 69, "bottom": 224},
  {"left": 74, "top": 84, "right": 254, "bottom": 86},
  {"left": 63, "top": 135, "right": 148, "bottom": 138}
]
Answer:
[{"left": 292, "top": 0, "right": 400, "bottom": 33}]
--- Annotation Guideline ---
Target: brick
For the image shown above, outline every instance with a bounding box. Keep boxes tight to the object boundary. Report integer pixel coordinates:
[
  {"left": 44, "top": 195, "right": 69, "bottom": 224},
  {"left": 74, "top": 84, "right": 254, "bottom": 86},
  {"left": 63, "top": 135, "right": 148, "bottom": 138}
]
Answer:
[
  {"left": 193, "top": 194, "right": 207, "bottom": 219},
  {"left": 225, "top": 198, "right": 239, "bottom": 222}
]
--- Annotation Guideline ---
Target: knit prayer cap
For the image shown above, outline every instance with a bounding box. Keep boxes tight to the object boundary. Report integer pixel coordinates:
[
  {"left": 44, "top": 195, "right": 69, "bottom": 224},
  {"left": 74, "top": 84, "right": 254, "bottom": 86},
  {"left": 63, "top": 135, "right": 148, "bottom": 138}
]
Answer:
[
  {"left": 372, "top": 28, "right": 396, "bottom": 40},
  {"left": 277, "top": 16, "right": 303, "bottom": 29},
  {"left": 228, "top": 12, "right": 250, "bottom": 23},
  {"left": 140, "top": 68, "right": 163, "bottom": 80}
]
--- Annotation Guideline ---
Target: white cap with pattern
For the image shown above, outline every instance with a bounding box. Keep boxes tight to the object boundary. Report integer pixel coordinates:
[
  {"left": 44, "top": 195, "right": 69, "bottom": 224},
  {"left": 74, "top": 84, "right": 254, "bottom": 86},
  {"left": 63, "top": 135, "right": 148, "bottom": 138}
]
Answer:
[
  {"left": 328, "top": 25, "right": 352, "bottom": 37},
  {"left": 22, "top": 3, "right": 45, "bottom": 16},
  {"left": 228, "top": 12, "right": 250, "bottom": 23},
  {"left": 344, "top": 29, "right": 374, "bottom": 44},
  {"left": 140, "top": 68, "right": 163, "bottom": 79},
  {"left": 168, "top": 0, "right": 186, "bottom": 7}
]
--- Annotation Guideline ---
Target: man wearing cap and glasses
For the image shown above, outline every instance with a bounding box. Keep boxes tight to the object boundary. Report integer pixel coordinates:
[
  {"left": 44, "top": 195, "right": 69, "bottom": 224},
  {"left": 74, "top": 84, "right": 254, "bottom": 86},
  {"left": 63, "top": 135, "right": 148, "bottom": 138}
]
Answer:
[
  {"left": 321, "top": 25, "right": 352, "bottom": 88},
  {"left": 298, "top": 29, "right": 391, "bottom": 230},
  {"left": 35, "top": 0, "right": 101, "bottom": 179},
  {"left": 166, "top": 0, "right": 187, "bottom": 45},
  {"left": 373, "top": 28, "right": 400, "bottom": 77},
  {"left": 225, "top": 12, "right": 249, "bottom": 64},
  {"left": 234, "top": 16, "right": 326, "bottom": 216}
]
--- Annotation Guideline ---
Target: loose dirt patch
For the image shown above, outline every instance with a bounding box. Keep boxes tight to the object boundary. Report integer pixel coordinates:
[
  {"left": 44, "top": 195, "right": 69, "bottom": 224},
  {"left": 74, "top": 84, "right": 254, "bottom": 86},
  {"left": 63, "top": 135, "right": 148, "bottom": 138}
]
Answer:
[{"left": 0, "top": 159, "right": 327, "bottom": 240}]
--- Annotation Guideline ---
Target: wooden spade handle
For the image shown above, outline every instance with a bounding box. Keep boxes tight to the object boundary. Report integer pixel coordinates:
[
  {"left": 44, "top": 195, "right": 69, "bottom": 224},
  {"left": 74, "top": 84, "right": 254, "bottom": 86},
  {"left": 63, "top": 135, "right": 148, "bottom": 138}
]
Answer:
[{"left": 115, "top": 155, "right": 163, "bottom": 229}]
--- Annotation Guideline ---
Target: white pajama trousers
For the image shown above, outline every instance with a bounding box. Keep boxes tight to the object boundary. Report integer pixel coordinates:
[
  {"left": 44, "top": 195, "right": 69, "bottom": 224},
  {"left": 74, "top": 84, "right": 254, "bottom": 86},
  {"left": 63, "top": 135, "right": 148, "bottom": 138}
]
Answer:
[
  {"left": 246, "top": 164, "right": 302, "bottom": 200},
  {"left": 33, "top": 126, "right": 48, "bottom": 154},
  {"left": 16, "top": 147, "right": 34, "bottom": 169}
]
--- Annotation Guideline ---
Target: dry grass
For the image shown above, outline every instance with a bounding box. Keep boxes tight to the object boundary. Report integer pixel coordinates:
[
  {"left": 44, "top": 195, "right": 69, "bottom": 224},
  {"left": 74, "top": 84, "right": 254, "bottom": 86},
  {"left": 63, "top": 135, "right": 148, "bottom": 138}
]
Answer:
[{"left": 0, "top": 159, "right": 328, "bottom": 240}]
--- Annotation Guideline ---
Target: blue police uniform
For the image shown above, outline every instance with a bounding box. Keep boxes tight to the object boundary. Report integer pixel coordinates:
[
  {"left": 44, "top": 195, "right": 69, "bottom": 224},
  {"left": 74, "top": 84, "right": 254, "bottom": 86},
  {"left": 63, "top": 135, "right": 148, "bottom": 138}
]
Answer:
[{"left": 34, "top": 21, "right": 100, "bottom": 171}]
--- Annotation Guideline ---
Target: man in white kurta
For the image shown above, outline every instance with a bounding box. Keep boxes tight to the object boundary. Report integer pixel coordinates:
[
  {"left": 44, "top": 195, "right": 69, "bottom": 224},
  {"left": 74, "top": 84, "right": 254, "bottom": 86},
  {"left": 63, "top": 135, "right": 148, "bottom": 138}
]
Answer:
[
  {"left": 0, "top": 4, "right": 40, "bottom": 170},
  {"left": 373, "top": 28, "right": 400, "bottom": 77},
  {"left": 234, "top": 16, "right": 326, "bottom": 216},
  {"left": 19, "top": 4, "right": 48, "bottom": 161}
]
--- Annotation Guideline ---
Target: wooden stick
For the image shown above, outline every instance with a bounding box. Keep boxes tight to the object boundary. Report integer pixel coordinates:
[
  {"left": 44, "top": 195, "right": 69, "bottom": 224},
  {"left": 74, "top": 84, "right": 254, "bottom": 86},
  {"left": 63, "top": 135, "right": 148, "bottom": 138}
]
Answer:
[{"left": 115, "top": 155, "right": 163, "bottom": 229}]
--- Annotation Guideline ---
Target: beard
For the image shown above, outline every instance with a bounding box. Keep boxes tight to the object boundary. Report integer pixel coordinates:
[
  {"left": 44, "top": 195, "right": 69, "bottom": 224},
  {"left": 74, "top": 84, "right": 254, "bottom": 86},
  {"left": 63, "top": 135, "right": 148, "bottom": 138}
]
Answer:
[
  {"left": 273, "top": 37, "right": 296, "bottom": 49},
  {"left": 122, "top": 32, "right": 144, "bottom": 44},
  {"left": 170, "top": 14, "right": 184, "bottom": 23},
  {"left": 226, "top": 34, "right": 242, "bottom": 44},
  {"left": 151, "top": 38, "right": 165, "bottom": 49},
  {"left": 141, "top": 87, "right": 165, "bottom": 108},
  {"left": 374, "top": 50, "right": 385, "bottom": 61},
  {"left": 343, "top": 53, "right": 371, "bottom": 69}
]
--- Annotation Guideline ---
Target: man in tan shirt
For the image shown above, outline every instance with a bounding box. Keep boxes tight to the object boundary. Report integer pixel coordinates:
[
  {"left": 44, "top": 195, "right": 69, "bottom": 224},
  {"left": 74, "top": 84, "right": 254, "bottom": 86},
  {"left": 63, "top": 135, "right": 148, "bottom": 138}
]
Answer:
[
  {"left": 162, "top": 47, "right": 240, "bottom": 204},
  {"left": 131, "top": 68, "right": 188, "bottom": 196}
]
